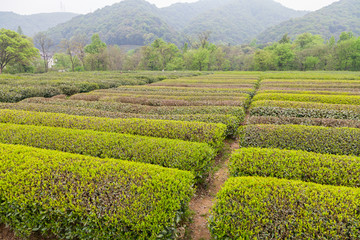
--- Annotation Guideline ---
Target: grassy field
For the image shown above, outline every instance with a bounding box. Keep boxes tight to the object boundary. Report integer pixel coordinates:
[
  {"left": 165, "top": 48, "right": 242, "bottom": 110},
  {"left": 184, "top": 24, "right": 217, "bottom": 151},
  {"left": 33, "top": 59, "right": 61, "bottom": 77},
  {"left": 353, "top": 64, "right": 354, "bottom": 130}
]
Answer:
[{"left": 1, "top": 71, "right": 360, "bottom": 239}]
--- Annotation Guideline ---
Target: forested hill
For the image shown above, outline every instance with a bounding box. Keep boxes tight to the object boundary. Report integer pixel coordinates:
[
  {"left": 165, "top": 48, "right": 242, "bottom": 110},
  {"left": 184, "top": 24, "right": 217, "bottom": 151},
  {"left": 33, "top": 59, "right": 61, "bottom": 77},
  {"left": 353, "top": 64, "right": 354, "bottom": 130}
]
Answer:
[
  {"left": 47, "top": 0, "right": 180, "bottom": 46},
  {"left": 179, "top": 0, "right": 308, "bottom": 44},
  {"left": 257, "top": 0, "right": 360, "bottom": 43},
  {"left": 0, "top": 12, "right": 78, "bottom": 36},
  {"left": 159, "top": 0, "right": 233, "bottom": 31},
  {"left": 46, "top": 0, "right": 307, "bottom": 46}
]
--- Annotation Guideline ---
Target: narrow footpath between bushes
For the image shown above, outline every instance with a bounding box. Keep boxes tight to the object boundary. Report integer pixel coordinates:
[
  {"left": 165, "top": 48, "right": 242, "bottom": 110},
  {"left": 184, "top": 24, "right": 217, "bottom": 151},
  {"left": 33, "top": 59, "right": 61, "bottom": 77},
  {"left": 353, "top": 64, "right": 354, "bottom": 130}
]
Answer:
[
  {"left": 0, "top": 224, "right": 53, "bottom": 240},
  {"left": 187, "top": 140, "right": 239, "bottom": 240},
  {"left": 188, "top": 75, "right": 262, "bottom": 240}
]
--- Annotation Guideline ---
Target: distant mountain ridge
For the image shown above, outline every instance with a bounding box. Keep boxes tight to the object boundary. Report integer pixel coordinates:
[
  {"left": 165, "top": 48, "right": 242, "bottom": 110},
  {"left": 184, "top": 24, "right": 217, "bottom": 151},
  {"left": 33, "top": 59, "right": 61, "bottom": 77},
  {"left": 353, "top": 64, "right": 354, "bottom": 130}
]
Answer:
[
  {"left": 257, "top": 0, "right": 360, "bottom": 42},
  {"left": 45, "top": 0, "right": 308, "bottom": 46},
  {"left": 0, "top": 12, "right": 79, "bottom": 36},
  {"left": 179, "top": 0, "right": 308, "bottom": 44},
  {"left": 47, "top": 0, "right": 180, "bottom": 46}
]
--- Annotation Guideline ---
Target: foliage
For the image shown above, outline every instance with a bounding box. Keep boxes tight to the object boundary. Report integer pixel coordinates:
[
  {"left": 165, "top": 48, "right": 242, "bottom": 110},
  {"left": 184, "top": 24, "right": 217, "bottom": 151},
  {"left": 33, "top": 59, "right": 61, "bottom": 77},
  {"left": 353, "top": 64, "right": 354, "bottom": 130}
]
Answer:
[
  {"left": 0, "top": 104, "right": 242, "bottom": 137},
  {"left": 141, "top": 38, "right": 183, "bottom": 70},
  {"left": 250, "top": 100, "right": 360, "bottom": 120},
  {"left": 247, "top": 116, "right": 360, "bottom": 129},
  {"left": 240, "top": 124, "right": 360, "bottom": 156},
  {"left": 257, "top": 0, "right": 360, "bottom": 43},
  {"left": 229, "top": 147, "right": 360, "bottom": 187},
  {"left": 0, "top": 122, "right": 215, "bottom": 181},
  {"left": 46, "top": 0, "right": 180, "bottom": 46},
  {"left": 0, "top": 71, "right": 193, "bottom": 102},
  {"left": 0, "top": 29, "right": 39, "bottom": 73},
  {"left": 21, "top": 97, "right": 245, "bottom": 118},
  {"left": 0, "top": 109, "right": 226, "bottom": 149},
  {"left": 0, "top": 143, "right": 194, "bottom": 239},
  {"left": 209, "top": 177, "right": 360, "bottom": 239},
  {"left": 253, "top": 93, "right": 360, "bottom": 105}
]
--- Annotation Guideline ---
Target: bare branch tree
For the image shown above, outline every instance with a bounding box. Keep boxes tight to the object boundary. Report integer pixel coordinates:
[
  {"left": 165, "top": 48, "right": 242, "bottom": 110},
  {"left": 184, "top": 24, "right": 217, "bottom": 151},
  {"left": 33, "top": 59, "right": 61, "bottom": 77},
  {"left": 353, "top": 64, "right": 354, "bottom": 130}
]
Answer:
[{"left": 33, "top": 32, "right": 53, "bottom": 72}]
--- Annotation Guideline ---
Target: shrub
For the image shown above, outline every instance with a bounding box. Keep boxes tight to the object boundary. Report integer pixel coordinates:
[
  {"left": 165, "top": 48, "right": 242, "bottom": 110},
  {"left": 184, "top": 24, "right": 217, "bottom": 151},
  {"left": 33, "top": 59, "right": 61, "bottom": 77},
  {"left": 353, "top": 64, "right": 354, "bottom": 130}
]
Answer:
[
  {"left": 0, "top": 143, "right": 194, "bottom": 239},
  {"left": 253, "top": 93, "right": 360, "bottom": 105},
  {"left": 0, "top": 109, "right": 226, "bottom": 149},
  {"left": 250, "top": 100, "right": 360, "bottom": 120},
  {"left": 229, "top": 147, "right": 360, "bottom": 187},
  {"left": 22, "top": 98, "right": 245, "bottom": 117},
  {"left": 239, "top": 124, "right": 360, "bottom": 156},
  {"left": 0, "top": 123, "right": 215, "bottom": 181},
  {"left": 209, "top": 177, "right": 360, "bottom": 239},
  {"left": 0, "top": 71, "right": 200, "bottom": 102},
  {"left": 247, "top": 116, "right": 360, "bottom": 128},
  {"left": 0, "top": 107, "right": 240, "bottom": 138}
]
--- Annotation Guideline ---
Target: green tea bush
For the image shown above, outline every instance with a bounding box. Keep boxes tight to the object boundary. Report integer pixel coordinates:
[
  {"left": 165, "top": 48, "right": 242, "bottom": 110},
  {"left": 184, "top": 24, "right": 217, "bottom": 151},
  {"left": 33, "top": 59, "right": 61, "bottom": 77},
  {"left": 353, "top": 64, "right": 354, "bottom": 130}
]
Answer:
[
  {"left": 22, "top": 98, "right": 245, "bottom": 117},
  {"left": 247, "top": 116, "right": 360, "bottom": 128},
  {"left": 229, "top": 147, "right": 360, "bottom": 187},
  {"left": 20, "top": 98, "right": 244, "bottom": 118},
  {"left": 109, "top": 86, "right": 253, "bottom": 94},
  {"left": 262, "top": 71, "right": 360, "bottom": 79},
  {"left": 0, "top": 106, "right": 240, "bottom": 137},
  {"left": 250, "top": 100, "right": 360, "bottom": 120},
  {"left": 0, "top": 71, "right": 199, "bottom": 102},
  {"left": 0, "top": 123, "right": 215, "bottom": 180},
  {"left": 0, "top": 109, "right": 226, "bottom": 149},
  {"left": 98, "top": 96, "right": 245, "bottom": 107},
  {"left": 209, "top": 177, "right": 360, "bottom": 239},
  {"left": 0, "top": 143, "right": 194, "bottom": 239},
  {"left": 253, "top": 93, "right": 360, "bottom": 105},
  {"left": 240, "top": 124, "right": 360, "bottom": 156},
  {"left": 258, "top": 89, "right": 360, "bottom": 96}
]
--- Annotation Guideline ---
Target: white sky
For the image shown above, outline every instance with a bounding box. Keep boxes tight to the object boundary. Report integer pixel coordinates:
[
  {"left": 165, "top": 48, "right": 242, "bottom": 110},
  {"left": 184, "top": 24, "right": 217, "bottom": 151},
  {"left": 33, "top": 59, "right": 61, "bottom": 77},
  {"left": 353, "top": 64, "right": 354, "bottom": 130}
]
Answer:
[{"left": 1, "top": 0, "right": 340, "bottom": 15}]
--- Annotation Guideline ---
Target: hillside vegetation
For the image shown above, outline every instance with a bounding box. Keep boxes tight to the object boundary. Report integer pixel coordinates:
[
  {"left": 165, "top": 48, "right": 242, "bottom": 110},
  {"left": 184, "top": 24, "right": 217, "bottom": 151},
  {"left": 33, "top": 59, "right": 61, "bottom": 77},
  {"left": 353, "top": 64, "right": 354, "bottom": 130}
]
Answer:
[
  {"left": 46, "top": 0, "right": 307, "bottom": 45},
  {"left": 258, "top": 0, "right": 360, "bottom": 42},
  {"left": 0, "top": 11, "right": 78, "bottom": 36}
]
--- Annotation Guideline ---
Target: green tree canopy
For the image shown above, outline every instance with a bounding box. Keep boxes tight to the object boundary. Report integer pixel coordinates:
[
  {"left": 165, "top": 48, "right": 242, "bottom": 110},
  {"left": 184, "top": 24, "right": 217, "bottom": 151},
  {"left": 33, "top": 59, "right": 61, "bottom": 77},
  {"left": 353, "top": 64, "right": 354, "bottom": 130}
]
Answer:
[
  {"left": 0, "top": 28, "right": 39, "bottom": 74},
  {"left": 84, "top": 34, "right": 106, "bottom": 54}
]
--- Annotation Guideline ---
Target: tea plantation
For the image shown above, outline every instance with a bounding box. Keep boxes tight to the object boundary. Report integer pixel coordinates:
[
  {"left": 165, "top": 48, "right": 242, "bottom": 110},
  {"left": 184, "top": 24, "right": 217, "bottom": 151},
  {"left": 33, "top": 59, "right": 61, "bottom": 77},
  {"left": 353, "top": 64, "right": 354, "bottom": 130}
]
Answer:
[{"left": 1, "top": 71, "right": 359, "bottom": 239}]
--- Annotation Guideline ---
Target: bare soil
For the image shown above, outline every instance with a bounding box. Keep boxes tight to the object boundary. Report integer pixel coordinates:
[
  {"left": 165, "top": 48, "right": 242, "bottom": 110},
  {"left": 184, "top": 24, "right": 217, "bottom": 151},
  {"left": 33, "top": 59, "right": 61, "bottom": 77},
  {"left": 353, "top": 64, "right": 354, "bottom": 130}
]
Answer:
[
  {"left": 188, "top": 140, "right": 239, "bottom": 240},
  {"left": 0, "top": 224, "right": 53, "bottom": 240}
]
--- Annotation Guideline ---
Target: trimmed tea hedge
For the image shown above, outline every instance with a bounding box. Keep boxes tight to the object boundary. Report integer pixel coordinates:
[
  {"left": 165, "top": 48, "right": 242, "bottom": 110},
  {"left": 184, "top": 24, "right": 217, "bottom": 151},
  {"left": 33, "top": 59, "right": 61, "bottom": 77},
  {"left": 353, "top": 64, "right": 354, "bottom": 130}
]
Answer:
[
  {"left": 240, "top": 124, "right": 360, "bottom": 156},
  {"left": 0, "top": 109, "right": 226, "bottom": 149},
  {"left": 247, "top": 116, "right": 360, "bottom": 128},
  {"left": 0, "top": 123, "right": 215, "bottom": 181},
  {"left": 229, "top": 147, "right": 360, "bottom": 187},
  {"left": 22, "top": 98, "right": 245, "bottom": 117},
  {"left": 0, "top": 71, "right": 193, "bottom": 102},
  {"left": 250, "top": 100, "right": 360, "bottom": 120},
  {"left": 0, "top": 143, "right": 194, "bottom": 239},
  {"left": 209, "top": 177, "right": 360, "bottom": 239},
  {"left": 253, "top": 93, "right": 360, "bottom": 105},
  {"left": 258, "top": 89, "right": 360, "bottom": 96},
  {"left": 0, "top": 107, "right": 240, "bottom": 137}
]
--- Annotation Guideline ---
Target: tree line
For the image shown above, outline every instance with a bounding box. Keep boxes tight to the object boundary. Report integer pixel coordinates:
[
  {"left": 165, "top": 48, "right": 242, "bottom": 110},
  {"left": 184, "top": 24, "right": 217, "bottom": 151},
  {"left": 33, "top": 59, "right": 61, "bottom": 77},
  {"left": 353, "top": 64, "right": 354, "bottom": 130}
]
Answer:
[{"left": 1, "top": 27, "right": 360, "bottom": 74}]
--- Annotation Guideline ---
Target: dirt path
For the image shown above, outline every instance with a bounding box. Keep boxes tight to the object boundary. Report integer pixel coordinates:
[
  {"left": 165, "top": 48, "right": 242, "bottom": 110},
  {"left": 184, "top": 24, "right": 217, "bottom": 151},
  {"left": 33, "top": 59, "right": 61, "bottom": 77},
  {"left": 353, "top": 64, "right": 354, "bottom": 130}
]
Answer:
[
  {"left": 188, "top": 140, "right": 239, "bottom": 240},
  {"left": 0, "top": 224, "right": 53, "bottom": 240}
]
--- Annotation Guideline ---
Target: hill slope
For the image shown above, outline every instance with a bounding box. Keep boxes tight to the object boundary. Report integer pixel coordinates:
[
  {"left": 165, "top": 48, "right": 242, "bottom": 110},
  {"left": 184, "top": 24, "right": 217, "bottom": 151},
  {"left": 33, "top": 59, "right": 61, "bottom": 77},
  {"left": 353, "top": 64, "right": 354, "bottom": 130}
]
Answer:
[
  {"left": 47, "top": 0, "right": 179, "bottom": 46},
  {"left": 257, "top": 0, "right": 360, "bottom": 43},
  {"left": 181, "top": 0, "right": 308, "bottom": 44},
  {"left": 46, "top": 0, "right": 307, "bottom": 46},
  {"left": 0, "top": 12, "right": 78, "bottom": 36},
  {"left": 160, "top": 0, "right": 233, "bottom": 31}
]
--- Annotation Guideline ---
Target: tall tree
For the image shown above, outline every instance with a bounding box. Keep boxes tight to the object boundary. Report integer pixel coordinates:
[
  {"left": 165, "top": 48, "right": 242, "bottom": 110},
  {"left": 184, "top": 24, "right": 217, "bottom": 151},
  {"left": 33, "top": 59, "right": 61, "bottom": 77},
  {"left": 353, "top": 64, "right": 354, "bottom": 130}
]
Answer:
[
  {"left": 84, "top": 34, "right": 107, "bottom": 71},
  {"left": 59, "top": 39, "right": 77, "bottom": 72},
  {"left": 0, "top": 28, "right": 38, "bottom": 74},
  {"left": 71, "top": 34, "right": 87, "bottom": 67},
  {"left": 33, "top": 32, "right": 53, "bottom": 72}
]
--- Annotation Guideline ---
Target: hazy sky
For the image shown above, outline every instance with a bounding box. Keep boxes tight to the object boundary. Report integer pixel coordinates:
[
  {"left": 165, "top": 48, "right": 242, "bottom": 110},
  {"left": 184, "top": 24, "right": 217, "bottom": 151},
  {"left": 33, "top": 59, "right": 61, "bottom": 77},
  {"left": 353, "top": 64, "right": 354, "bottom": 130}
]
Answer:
[{"left": 1, "top": 0, "right": 340, "bottom": 15}]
